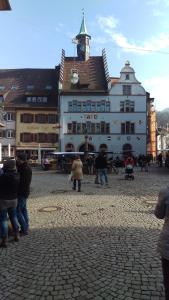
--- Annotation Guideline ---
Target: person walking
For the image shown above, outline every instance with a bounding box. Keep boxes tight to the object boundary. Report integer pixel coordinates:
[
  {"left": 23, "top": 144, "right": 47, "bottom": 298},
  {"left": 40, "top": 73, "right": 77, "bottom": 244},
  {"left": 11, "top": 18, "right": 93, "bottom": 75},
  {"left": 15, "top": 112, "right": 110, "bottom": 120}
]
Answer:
[
  {"left": 71, "top": 156, "right": 83, "bottom": 192},
  {"left": 96, "top": 152, "right": 108, "bottom": 186},
  {"left": 0, "top": 159, "right": 20, "bottom": 248},
  {"left": 16, "top": 153, "right": 32, "bottom": 235},
  {"left": 154, "top": 186, "right": 169, "bottom": 299},
  {"left": 86, "top": 155, "right": 94, "bottom": 175}
]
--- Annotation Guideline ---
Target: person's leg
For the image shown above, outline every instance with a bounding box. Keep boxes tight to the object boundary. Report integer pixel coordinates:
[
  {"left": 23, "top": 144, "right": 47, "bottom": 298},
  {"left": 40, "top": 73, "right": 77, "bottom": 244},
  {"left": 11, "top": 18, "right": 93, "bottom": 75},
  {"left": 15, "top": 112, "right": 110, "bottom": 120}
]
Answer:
[
  {"left": 99, "top": 169, "right": 104, "bottom": 185},
  {"left": 17, "top": 196, "right": 29, "bottom": 234},
  {"left": 162, "top": 257, "right": 169, "bottom": 299},
  {"left": 8, "top": 207, "right": 19, "bottom": 241},
  {"left": 0, "top": 209, "right": 8, "bottom": 247},
  {"left": 103, "top": 168, "right": 108, "bottom": 184},
  {"left": 72, "top": 179, "right": 76, "bottom": 190},
  {"left": 77, "top": 180, "right": 81, "bottom": 192},
  {"left": 95, "top": 169, "right": 99, "bottom": 184}
]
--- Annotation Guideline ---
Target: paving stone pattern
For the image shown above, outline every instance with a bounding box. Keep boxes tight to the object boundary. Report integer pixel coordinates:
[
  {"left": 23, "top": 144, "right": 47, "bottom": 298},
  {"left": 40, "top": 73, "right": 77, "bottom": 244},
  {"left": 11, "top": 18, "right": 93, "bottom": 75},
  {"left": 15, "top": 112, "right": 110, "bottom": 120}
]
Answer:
[{"left": 0, "top": 166, "right": 168, "bottom": 299}]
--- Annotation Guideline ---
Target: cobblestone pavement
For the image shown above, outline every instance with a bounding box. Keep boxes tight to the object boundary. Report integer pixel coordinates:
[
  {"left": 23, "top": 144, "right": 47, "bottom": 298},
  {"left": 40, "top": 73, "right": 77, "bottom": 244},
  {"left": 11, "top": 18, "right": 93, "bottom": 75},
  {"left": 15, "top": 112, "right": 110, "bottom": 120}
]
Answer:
[{"left": 0, "top": 166, "right": 169, "bottom": 300}]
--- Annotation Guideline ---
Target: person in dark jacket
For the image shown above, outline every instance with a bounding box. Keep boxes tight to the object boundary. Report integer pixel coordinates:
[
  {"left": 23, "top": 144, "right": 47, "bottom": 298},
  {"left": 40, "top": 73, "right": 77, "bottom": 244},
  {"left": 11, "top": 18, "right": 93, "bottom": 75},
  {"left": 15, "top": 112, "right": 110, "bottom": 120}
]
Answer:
[
  {"left": 16, "top": 153, "right": 32, "bottom": 235},
  {"left": 95, "top": 152, "right": 108, "bottom": 186},
  {"left": 0, "top": 159, "right": 20, "bottom": 248}
]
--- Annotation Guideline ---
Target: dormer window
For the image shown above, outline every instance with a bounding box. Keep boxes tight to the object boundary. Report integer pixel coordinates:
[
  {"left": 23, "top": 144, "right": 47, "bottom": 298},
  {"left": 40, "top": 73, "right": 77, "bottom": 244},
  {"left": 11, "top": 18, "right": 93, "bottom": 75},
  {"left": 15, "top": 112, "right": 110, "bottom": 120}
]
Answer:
[
  {"left": 126, "top": 74, "right": 130, "bottom": 80},
  {"left": 70, "top": 69, "right": 79, "bottom": 85},
  {"left": 27, "top": 85, "right": 34, "bottom": 90}
]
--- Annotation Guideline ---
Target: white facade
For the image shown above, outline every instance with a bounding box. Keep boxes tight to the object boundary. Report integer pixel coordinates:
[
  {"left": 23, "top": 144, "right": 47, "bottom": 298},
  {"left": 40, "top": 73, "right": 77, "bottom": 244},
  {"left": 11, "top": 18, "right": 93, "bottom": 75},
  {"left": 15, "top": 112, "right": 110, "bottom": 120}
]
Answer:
[
  {"left": 60, "top": 61, "right": 147, "bottom": 157},
  {"left": 0, "top": 110, "right": 16, "bottom": 157}
]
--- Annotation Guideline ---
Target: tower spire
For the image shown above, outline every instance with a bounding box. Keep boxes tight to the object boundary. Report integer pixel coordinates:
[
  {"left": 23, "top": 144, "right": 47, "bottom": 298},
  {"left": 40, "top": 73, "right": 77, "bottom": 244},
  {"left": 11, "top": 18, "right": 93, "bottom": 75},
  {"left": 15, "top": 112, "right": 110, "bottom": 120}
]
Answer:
[{"left": 76, "top": 12, "right": 91, "bottom": 61}]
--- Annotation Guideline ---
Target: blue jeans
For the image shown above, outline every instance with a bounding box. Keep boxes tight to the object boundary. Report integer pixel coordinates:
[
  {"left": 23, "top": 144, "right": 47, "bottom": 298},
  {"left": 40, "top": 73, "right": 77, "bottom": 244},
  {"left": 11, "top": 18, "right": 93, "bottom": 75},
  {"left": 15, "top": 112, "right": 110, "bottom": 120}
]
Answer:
[
  {"left": 17, "top": 196, "right": 29, "bottom": 233},
  {"left": 98, "top": 168, "right": 108, "bottom": 185},
  {"left": 0, "top": 207, "right": 19, "bottom": 238}
]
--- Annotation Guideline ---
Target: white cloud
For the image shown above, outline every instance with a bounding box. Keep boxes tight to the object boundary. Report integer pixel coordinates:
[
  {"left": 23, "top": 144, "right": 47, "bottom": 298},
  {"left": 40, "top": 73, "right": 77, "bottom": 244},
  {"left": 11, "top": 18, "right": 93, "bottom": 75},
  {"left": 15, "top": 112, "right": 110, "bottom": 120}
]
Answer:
[
  {"left": 97, "top": 16, "right": 119, "bottom": 30},
  {"left": 143, "top": 76, "right": 169, "bottom": 110},
  {"left": 147, "top": 0, "right": 169, "bottom": 5},
  {"left": 96, "top": 15, "right": 169, "bottom": 55}
]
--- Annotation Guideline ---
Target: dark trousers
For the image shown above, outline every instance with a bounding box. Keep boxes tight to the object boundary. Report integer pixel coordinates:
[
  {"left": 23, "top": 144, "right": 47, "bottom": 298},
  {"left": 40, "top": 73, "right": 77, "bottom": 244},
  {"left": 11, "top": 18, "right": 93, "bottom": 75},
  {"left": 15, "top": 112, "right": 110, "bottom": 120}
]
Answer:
[
  {"left": 73, "top": 179, "right": 81, "bottom": 191},
  {"left": 162, "top": 257, "right": 169, "bottom": 299}
]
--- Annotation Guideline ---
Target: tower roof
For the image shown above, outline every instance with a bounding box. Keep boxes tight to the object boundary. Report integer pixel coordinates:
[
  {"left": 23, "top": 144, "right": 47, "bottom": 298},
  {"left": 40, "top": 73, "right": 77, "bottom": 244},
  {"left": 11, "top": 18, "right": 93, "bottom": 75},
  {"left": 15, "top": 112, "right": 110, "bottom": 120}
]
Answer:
[
  {"left": 79, "top": 14, "right": 88, "bottom": 35},
  {"left": 76, "top": 14, "right": 91, "bottom": 39}
]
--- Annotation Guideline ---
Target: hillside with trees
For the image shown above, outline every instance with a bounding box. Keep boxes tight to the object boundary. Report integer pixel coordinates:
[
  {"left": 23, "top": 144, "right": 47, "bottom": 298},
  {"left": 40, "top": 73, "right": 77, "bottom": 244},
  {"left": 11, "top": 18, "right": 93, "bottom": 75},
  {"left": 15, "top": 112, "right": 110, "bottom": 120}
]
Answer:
[{"left": 156, "top": 108, "right": 169, "bottom": 128}]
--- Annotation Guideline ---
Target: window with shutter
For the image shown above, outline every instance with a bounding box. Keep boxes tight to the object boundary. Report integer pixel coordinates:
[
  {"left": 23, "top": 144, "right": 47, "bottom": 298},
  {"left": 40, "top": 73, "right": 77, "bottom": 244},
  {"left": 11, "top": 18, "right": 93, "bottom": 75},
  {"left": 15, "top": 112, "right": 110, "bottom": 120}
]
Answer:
[
  {"left": 48, "top": 114, "right": 57, "bottom": 124},
  {"left": 35, "top": 114, "right": 47, "bottom": 123},
  {"left": 21, "top": 114, "right": 33, "bottom": 123},
  {"left": 38, "top": 133, "right": 47, "bottom": 143}
]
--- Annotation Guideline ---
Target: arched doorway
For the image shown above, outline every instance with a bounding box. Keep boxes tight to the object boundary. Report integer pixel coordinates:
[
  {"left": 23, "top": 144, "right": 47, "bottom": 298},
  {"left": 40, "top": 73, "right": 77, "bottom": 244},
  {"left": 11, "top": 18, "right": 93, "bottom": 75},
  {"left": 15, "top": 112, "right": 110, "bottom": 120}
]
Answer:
[
  {"left": 122, "top": 143, "right": 132, "bottom": 158},
  {"left": 99, "top": 144, "right": 108, "bottom": 152},
  {"left": 65, "top": 143, "right": 75, "bottom": 152},
  {"left": 79, "top": 143, "right": 95, "bottom": 152}
]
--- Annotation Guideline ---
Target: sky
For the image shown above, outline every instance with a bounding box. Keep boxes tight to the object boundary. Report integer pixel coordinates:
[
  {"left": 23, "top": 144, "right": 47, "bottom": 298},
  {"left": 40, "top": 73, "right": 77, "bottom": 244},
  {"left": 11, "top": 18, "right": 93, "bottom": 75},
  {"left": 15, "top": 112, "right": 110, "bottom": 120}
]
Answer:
[{"left": 1, "top": 0, "right": 169, "bottom": 111}]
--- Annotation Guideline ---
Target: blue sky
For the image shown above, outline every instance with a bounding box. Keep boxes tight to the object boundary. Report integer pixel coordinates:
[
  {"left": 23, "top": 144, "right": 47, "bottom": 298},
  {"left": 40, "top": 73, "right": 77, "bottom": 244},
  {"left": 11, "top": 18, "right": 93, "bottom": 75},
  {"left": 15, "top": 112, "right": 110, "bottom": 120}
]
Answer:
[{"left": 1, "top": 0, "right": 169, "bottom": 111}]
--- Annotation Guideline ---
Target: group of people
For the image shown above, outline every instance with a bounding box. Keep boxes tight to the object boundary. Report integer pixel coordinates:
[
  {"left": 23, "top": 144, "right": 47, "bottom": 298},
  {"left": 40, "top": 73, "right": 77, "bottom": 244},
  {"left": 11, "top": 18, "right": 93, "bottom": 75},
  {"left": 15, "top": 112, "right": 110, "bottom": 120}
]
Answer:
[
  {"left": 71, "top": 152, "right": 109, "bottom": 191},
  {"left": 1, "top": 151, "right": 169, "bottom": 299},
  {"left": 0, "top": 153, "right": 32, "bottom": 248}
]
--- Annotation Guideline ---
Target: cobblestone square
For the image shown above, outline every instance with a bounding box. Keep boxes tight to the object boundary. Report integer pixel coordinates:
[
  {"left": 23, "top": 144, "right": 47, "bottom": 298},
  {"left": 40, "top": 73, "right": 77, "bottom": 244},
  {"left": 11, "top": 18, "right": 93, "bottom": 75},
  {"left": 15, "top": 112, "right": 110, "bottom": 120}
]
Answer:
[{"left": 0, "top": 166, "right": 168, "bottom": 299}]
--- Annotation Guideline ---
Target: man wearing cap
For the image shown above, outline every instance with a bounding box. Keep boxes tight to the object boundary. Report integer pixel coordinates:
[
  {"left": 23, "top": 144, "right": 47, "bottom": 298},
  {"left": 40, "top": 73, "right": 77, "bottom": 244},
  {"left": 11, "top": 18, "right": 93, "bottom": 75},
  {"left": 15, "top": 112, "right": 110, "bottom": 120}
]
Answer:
[
  {"left": 0, "top": 159, "right": 20, "bottom": 248},
  {"left": 16, "top": 153, "right": 32, "bottom": 235}
]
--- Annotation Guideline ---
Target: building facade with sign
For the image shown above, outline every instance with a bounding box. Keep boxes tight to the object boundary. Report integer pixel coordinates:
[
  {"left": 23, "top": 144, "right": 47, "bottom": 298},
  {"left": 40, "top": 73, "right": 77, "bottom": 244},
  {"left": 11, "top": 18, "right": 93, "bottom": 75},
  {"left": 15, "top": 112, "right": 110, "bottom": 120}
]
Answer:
[
  {"left": 0, "top": 68, "right": 59, "bottom": 160},
  {"left": 59, "top": 16, "right": 155, "bottom": 157}
]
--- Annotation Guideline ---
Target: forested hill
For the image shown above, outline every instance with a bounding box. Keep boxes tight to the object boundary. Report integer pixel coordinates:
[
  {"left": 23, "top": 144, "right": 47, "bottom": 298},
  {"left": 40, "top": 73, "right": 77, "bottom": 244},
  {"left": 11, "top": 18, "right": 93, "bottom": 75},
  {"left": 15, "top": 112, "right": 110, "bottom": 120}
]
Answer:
[{"left": 156, "top": 108, "right": 169, "bottom": 127}]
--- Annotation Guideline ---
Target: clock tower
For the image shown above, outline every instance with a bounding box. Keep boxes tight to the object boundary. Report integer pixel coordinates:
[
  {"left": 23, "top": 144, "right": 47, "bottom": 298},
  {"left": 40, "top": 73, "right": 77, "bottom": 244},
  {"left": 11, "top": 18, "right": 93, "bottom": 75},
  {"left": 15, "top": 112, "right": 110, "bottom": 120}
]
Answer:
[{"left": 76, "top": 14, "right": 91, "bottom": 61}]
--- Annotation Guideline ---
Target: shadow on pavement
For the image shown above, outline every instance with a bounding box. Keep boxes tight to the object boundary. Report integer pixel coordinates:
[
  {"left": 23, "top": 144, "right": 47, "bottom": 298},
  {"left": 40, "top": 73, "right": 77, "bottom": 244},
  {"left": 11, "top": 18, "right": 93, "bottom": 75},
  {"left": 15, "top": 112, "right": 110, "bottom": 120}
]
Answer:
[{"left": 0, "top": 225, "right": 164, "bottom": 299}]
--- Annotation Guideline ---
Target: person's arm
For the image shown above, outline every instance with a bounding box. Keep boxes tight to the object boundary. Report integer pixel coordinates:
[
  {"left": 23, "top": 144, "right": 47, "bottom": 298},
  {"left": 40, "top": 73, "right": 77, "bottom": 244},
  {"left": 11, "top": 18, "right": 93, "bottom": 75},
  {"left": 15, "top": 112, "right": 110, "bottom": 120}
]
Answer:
[{"left": 154, "top": 188, "right": 167, "bottom": 219}]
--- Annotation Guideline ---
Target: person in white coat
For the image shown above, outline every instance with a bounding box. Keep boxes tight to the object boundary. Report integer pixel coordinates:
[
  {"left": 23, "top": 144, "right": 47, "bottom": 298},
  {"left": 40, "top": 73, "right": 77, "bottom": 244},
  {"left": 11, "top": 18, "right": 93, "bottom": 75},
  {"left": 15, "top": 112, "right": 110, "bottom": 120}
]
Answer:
[{"left": 71, "top": 156, "right": 83, "bottom": 192}]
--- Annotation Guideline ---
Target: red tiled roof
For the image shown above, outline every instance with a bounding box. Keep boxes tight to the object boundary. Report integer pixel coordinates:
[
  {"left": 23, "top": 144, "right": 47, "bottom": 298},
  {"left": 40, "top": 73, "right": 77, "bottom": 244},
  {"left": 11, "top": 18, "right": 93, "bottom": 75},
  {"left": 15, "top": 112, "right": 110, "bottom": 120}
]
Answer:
[
  {"left": 0, "top": 68, "right": 59, "bottom": 108},
  {"left": 110, "top": 77, "right": 119, "bottom": 85},
  {"left": 61, "top": 56, "right": 108, "bottom": 93}
]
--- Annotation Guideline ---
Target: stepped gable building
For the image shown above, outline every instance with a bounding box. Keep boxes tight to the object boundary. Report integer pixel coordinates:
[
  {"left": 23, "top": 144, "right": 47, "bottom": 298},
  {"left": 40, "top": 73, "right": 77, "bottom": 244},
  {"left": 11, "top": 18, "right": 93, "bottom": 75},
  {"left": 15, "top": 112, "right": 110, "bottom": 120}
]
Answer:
[
  {"left": 59, "top": 14, "right": 112, "bottom": 152},
  {"left": 0, "top": 68, "right": 59, "bottom": 158},
  {"left": 58, "top": 14, "right": 156, "bottom": 157}
]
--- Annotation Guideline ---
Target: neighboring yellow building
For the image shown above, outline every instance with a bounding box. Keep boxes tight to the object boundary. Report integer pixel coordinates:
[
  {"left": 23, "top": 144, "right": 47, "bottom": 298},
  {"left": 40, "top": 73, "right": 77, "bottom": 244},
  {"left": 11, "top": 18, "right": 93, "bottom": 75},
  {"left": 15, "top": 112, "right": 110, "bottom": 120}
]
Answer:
[
  {"left": 16, "top": 108, "right": 59, "bottom": 160},
  {"left": 147, "top": 93, "right": 157, "bottom": 158},
  {"left": 0, "top": 68, "right": 60, "bottom": 161}
]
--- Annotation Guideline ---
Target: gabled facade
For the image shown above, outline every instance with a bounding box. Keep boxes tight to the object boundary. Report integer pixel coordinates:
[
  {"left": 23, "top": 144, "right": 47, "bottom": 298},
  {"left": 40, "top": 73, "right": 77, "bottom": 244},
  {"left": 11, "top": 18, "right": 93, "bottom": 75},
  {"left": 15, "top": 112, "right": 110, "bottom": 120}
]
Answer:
[
  {"left": 108, "top": 61, "right": 147, "bottom": 157},
  {"left": 58, "top": 16, "right": 110, "bottom": 153}
]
